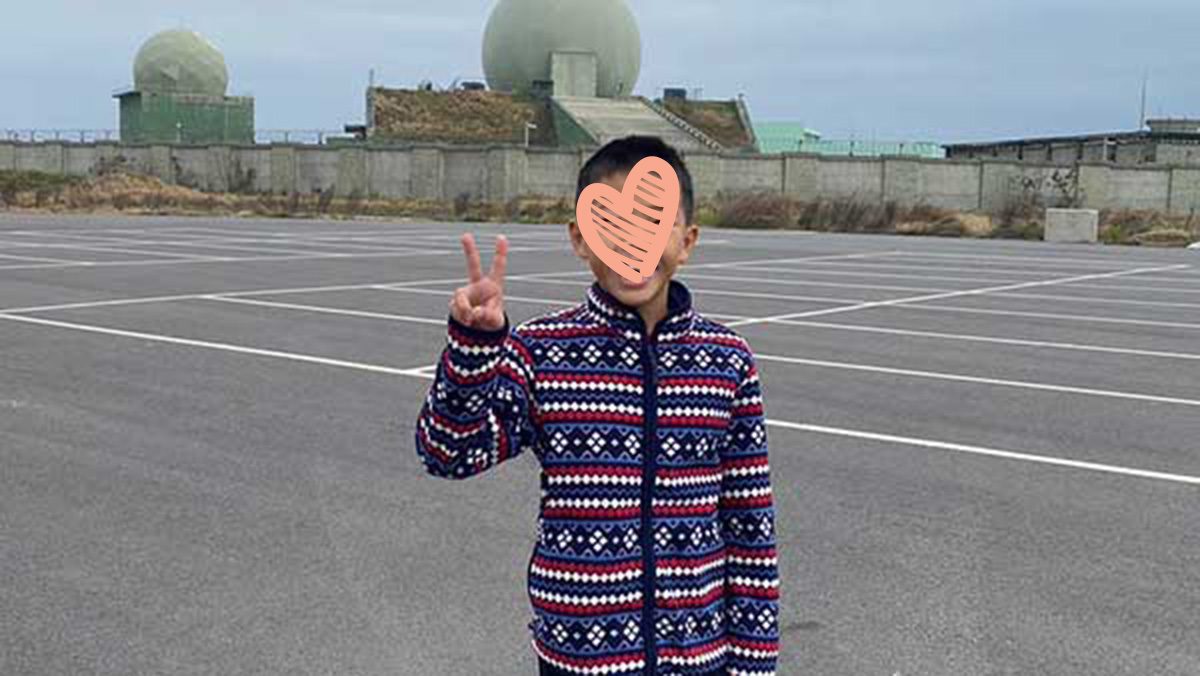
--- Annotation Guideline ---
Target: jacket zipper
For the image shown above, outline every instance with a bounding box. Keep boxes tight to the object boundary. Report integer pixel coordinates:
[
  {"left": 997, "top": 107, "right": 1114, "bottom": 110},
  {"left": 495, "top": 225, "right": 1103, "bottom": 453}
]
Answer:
[{"left": 639, "top": 327, "right": 660, "bottom": 675}]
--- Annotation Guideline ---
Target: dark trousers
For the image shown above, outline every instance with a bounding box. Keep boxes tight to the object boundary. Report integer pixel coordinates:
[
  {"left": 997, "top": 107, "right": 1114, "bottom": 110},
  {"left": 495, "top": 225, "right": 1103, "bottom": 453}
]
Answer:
[{"left": 538, "top": 657, "right": 725, "bottom": 675}]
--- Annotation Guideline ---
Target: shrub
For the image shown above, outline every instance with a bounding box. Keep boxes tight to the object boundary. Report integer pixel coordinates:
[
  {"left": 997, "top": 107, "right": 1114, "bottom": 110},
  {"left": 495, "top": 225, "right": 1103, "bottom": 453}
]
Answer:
[
  {"left": 715, "top": 192, "right": 796, "bottom": 229},
  {"left": 0, "top": 170, "right": 81, "bottom": 206}
]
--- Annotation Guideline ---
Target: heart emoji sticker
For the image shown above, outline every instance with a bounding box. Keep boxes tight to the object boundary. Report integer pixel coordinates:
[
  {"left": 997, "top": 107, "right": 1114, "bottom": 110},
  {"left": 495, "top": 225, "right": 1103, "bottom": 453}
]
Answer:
[{"left": 576, "top": 156, "right": 681, "bottom": 284}]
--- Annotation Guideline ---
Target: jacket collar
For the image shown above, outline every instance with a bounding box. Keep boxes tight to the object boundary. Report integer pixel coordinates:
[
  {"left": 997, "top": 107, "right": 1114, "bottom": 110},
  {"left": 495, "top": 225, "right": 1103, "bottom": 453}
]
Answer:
[{"left": 584, "top": 279, "right": 696, "bottom": 339}]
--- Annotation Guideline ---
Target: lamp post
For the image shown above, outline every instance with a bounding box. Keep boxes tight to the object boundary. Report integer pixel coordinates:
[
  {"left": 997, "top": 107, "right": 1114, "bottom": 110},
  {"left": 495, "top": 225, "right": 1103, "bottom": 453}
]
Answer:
[{"left": 525, "top": 122, "right": 538, "bottom": 147}]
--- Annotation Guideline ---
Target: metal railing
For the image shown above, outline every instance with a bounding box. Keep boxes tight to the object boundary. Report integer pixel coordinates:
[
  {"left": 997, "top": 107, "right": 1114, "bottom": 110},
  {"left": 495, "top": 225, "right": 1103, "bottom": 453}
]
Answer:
[
  {"left": 254, "top": 129, "right": 348, "bottom": 145},
  {"left": 3, "top": 129, "right": 118, "bottom": 143},
  {"left": 2, "top": 129, "right": 352, "bottom": 145}
]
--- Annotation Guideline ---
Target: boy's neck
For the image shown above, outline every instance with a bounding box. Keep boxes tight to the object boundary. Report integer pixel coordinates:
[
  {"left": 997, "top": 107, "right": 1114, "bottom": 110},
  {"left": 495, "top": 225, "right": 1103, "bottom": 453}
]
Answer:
[{"left": 637, "top": 284, "right": 670, "bottom": 337}]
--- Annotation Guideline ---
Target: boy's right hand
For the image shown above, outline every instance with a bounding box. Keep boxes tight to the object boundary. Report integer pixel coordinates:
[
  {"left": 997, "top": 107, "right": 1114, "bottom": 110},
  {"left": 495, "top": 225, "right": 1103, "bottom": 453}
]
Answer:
[{"left": 450, "top": 233, "right": 508, "bottom": 331}]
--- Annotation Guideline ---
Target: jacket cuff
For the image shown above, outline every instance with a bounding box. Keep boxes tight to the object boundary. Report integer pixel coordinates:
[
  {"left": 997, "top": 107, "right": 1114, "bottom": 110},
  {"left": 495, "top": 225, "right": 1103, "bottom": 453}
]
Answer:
[{"left": 447, "top": 314, "right": 510, "bottom": 345}]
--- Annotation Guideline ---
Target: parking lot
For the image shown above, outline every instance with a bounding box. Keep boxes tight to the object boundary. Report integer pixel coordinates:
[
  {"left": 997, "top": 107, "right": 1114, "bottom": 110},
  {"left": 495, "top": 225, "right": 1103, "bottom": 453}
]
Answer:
[{"left": 1, "top": 213, "right": 1197, "bottom": 675}]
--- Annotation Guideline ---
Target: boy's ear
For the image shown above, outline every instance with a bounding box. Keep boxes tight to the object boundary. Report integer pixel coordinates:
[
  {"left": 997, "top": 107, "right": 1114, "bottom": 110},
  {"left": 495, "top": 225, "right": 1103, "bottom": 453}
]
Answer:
[
  {"left": 567, "top": 220, "right": 591, "bottom": 260},
  {"left": 677, "top": 224, "right": 701, "bottom": 266}
]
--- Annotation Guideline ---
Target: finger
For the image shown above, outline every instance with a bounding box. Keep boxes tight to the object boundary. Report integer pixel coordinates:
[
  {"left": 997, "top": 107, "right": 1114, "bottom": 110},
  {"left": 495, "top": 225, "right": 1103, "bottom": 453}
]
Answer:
[
  {"left": 480, "top": 308, "right": 504, "bottom": 331},
  {"left": 488, "top": 235, "right": 508, "bottom": 287},
  {"left": 461, "top": 233, "right": 483, "bottom": 284},
  {"left": 452, "top": 288, "right": 474, "bottom": 324},
  {"left": 464, "top": 277, "right": 499, "bottom": 306}
]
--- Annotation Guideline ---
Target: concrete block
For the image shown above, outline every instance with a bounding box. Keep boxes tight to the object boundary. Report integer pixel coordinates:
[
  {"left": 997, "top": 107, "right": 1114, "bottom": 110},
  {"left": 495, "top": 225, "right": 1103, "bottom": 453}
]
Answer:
[
  {"left": 63, "top": 145, "right": 99, "bottom": 176},
  {"left": 148, "top": 145, "right": 174, "bottom": 183},
  {"left": 1168, "top": 168, "right": 1200, "bottom": 215},
  {"left": 817, "top": 158, "right": 883, "bottom": 202},
  {"left": 979, "top": 162, "right": 1023, "bottom": 214},
  {"left": 782, "top": 155, "right": 818, "bottom": 201},
  {"left": 917, "top": 161, "right": 981, "bottom": 210},
  {"left": 1076, "top": 164, "right": 1112, "bottom": 210},
  {"left": 16, "top": 143, "right": 65, "bottom": 173},
  {"left": 410, "top": 148, "right": 445, "bottom": 200},
  {"left": 368, "top": 148, "right": 413, "bottom": 198},
  {"left": 270, "top": 146, "right": 298, "bottom": 194},
  {"left": 0, "top": 142, "right": 18, "bottom": 170},
  {"left": 882, "top": 158, "right": 920, "bottom": 204},
  {"left": 1107, "top": 167, "right": 1169, "bottom": 211},
  {"left": 721, "top": 156, "right": 784, "bottom": 194},
  {"left": 1045, "top": 208, "right": 1099, "bottom": 243},
  {"left": 335, "top": 147, "right": 368, "bottom": 197},
  {"left": 524, "top": 150, "right": 577, "bottom": 198},
  {"left": 443, "top": 150, "right": 488, "bottom": 200},
  {"left": 297, "top": 149, "right": 339, "bottom": 194},
  {"left": 487, "top": 147, "right": 527, "bottom": 202},
  {"left": 682, "top": 153, "right": 721, "bottom": 203}
]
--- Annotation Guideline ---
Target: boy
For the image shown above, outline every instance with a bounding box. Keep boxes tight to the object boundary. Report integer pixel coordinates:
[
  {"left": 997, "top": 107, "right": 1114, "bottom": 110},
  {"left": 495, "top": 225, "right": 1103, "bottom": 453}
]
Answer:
[{"left": 416, "top": 136, "right": 779, "bottom": 675}]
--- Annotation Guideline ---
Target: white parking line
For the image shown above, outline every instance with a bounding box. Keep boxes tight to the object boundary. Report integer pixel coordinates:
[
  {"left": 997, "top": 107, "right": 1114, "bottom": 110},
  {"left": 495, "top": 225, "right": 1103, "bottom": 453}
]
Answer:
[
  {"left": 724, "top": 259, "right": 1080, "bottom": 278},
  {"left": 200, "top": 296, "right": 449, "bottom": 325},
  {"left": 995, "top": 290, "right": 1200, "bottom": 310},
  {"left": 891, "top": 251, "right": 1179, "bottom": 268},
  {"left": 768, "top": 420, "right": 1200, "bottom": 486},
  {"left": 0, "top": 311, "right": 431, "bottom": 377},
  {"left": 753, "top": 352, "right": 1200, "bottom": 407},
  {"left": 41, "top": 244, "right": 225, "bottom": 260},
  {"left": 773, "top": 319, "right": 1200, "bottom": 362},
  {"left": 726, "top": 264, "right": 1191, "bottom": 327},
  {"left": 682, "top": 273, "right": 946, "bottom": 295},
  {"left": 374, "top": 285, "right": 575, "bottom": 307},
  {"left": 715, "top": 264, "right": 1049, "bottom": 286},
  {"left": 0, "top": 244, "right": 563, "bottom": 272},
  {"left": 223, "top": 288, "right": 747, "bottom": 323},
  {"left": 903, "top": 304, "right": 1200, "bottom": 331},
  {"left": 1, "top": 308, "right": 1195, "bottom": 486},
  {"left": 694, "top": 262, "right": 1200, "bottom": 297},
  {"left": 0, "top": 251, "right": 78, "bottom": 264}
]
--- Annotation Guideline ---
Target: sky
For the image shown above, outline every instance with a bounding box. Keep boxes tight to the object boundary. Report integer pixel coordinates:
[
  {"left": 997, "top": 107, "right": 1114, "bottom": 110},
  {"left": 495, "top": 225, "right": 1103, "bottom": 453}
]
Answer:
[{"left": 1, "top": 0, "right": 1197, "bottom": 143}]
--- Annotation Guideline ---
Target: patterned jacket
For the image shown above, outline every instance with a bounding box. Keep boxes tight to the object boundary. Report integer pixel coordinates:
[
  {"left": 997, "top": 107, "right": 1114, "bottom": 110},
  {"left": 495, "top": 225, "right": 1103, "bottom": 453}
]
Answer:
[{"left": 416, "top": 281, "right": 780, "bottom": 675}]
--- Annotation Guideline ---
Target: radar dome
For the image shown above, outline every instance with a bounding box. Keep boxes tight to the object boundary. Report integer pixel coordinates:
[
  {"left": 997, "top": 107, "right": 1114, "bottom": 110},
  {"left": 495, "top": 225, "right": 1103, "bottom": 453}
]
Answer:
[
  {"left": 134, "top": 29, "right": 229, "bottom": 97},
  {"left": 482, "top": 0, "right": 641, "bottom": 98}
]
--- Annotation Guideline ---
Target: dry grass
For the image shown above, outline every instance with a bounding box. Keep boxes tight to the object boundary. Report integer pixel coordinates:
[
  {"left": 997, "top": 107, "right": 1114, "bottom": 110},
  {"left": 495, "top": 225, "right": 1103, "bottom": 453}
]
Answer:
[
  {"left": 0, "top": 170, "right": 576, "bottom": 224},
  {"left": 6, "top": 170, "right": 1198, "bottom": 246},
  {"left": 1099, "top": 209, "right": 1198, "bottom": 246},
  {"left": 0, "top": 170, "right": 83, "bottom": 207},
  {"left": 706, "top": 192, "right": 982, "bottom": 238},
  {"left": 659, "top": 99, "right": 753, "bottom": 149},
  {"left": 371, "top": 88, "right": 554, "bottom": 145}
]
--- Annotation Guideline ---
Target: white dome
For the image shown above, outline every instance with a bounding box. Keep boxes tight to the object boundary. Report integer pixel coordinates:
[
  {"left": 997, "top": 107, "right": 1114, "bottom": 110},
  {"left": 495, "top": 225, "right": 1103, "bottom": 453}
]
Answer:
[
  {"left": 134, "top": 29, "right": 229, "bottom": 97},
  {"left": 482, "top": 0, "right": 641, "bottom": 98}
]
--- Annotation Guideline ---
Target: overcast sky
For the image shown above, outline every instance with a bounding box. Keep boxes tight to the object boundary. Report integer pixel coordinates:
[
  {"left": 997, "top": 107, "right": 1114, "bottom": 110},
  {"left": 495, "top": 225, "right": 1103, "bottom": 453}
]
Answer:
[{"left": 2, "top": 0, "right": 1196, "bottom": 143}]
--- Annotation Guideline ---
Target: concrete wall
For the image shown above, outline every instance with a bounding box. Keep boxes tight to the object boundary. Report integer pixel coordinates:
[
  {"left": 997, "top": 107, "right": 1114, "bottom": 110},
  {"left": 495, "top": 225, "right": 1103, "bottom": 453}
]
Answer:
[
  {"left": 5, "top": 139, "right": 1200, "bottom": 215},
  {"left": 883, "top": 158, "right": 981, "bottom": 211},
  {"left": 526, "top": 149, "right": 581, "bottom": 198},
  {"left": 816, "top": 157, "right": 884, "bottom": 202}
]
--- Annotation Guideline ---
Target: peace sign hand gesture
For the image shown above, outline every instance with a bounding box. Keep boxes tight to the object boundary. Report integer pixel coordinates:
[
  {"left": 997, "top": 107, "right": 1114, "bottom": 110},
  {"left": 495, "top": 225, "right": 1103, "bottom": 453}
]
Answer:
[{"left": 450, "top": 233, "right": 508, "bottom": 332}]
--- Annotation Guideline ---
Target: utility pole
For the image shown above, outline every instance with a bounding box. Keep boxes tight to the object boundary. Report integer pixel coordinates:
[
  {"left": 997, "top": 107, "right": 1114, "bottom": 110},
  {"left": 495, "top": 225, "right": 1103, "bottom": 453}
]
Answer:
[{"left": 1139, "top": 70, "right": 1149, "bottom": 130}]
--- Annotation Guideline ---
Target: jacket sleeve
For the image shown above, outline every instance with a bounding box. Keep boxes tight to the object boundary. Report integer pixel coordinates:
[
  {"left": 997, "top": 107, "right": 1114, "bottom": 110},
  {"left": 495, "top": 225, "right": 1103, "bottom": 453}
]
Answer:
[
  {"left": 720, "top": 355, "right": 780, "bottom": 675},
  {"left": 414, "top": 315, "right": 539, "bottom": 480}
]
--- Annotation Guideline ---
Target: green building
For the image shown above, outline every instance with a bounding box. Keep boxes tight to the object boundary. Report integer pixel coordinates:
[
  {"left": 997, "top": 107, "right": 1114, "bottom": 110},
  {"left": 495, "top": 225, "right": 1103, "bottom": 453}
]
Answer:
[
  {"left": 116, "top": 29, "right": 254, "bottom": 144},
  {"left": 756, "top": 122, "right": 944, "bottom": 158}
]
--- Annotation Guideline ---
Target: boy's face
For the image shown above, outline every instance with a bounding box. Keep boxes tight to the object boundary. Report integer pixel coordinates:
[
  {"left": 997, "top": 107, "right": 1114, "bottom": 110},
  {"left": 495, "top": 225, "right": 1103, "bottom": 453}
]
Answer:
[{"left": 569, "top": 170, "right": 700, "bottom": 310}]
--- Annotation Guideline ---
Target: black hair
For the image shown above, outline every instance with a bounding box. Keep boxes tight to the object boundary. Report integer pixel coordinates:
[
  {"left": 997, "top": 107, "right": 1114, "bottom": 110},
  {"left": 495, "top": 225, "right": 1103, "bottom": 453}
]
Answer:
[{"left": 576, "top": 135, "right": 695, "bottom": 224}]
